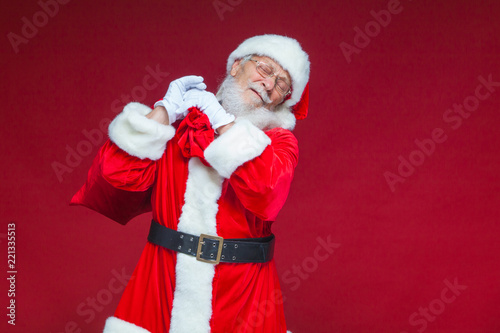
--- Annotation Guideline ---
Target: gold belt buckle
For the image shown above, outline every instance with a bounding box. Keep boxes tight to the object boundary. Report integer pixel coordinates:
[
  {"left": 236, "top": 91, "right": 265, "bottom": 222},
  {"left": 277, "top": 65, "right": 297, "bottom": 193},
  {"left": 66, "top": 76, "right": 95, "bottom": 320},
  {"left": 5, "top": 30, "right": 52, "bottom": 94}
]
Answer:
[{"left": 196, "top": 234, "right": 224, "bottom": 264}]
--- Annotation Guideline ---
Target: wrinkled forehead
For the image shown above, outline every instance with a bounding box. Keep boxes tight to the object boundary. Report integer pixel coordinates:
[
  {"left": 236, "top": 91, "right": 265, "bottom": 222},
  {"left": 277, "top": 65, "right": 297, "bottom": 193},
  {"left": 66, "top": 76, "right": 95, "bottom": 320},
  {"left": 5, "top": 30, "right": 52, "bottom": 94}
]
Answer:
[{"left": 250, "top": 55, "right": 292, "bottom": 83}]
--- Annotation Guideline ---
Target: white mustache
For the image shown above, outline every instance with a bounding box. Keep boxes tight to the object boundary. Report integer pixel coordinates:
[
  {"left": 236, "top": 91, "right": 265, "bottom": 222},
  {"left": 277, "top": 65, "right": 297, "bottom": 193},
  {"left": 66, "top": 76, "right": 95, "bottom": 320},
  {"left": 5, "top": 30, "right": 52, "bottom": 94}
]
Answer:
[{"left": 247, "top": 81, "right": 272, "bottom": 104}]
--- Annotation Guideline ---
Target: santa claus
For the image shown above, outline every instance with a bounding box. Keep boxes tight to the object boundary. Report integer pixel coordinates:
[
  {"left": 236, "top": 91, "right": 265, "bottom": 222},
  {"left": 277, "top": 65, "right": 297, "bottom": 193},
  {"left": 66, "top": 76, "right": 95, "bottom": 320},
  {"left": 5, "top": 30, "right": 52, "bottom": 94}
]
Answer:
[{"left": 71, "top": 34, "right": 310, "bottom": 333}]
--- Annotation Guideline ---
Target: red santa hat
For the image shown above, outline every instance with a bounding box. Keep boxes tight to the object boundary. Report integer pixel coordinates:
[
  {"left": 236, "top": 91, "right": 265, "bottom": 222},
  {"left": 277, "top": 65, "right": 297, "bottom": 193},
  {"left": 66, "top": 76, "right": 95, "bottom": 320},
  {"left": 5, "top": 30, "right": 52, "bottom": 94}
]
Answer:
[{"left": 226, "top": 34, "right": 310, "bottom": 120}]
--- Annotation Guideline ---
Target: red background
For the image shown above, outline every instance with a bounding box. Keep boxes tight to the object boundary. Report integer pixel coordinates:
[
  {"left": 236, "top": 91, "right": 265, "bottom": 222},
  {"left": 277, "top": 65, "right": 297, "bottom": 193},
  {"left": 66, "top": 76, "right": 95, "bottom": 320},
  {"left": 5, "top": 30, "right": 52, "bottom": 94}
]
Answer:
[{"left": 1, "top": 0, "right": 499, "bottom": 332}]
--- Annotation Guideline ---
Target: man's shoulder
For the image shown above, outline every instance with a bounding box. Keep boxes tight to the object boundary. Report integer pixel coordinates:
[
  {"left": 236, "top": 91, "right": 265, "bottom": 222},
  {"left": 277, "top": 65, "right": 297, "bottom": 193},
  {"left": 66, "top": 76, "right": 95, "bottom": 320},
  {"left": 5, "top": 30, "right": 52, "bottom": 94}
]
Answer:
[{"left": 265, "top": 127, "right": 296, "bottom": 138}]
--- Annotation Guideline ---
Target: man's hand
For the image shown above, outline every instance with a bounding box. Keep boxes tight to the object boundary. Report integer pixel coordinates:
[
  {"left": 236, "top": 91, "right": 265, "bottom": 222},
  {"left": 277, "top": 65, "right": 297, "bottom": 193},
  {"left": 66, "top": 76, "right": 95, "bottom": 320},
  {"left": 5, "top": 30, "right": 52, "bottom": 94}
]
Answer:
[
  {"left": 154, "top": 76, "right": 206, "bottom": 125},
  {"left": 181, "top": 89, "right": 235, "bottom": 130}
]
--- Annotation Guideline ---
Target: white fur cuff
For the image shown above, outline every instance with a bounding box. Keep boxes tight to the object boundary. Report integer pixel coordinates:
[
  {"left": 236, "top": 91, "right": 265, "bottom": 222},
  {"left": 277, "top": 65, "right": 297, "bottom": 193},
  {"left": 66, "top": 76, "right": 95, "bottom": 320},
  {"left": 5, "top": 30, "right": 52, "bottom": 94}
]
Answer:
[
  {"left": 204, "top": 119, "right": 271, "bottom": 178},
  {"left": 108, "top": 102, "right": 176, "bottom": 160},
  {"left": 103, "top": 317, "right": 151, "bottom": 333}
]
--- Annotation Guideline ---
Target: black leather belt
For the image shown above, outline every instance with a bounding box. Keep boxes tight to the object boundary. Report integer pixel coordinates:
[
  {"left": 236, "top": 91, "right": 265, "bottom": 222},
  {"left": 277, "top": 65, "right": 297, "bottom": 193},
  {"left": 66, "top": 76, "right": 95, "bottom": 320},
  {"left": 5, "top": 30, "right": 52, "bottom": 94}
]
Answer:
[{"left": 147, "top": 220, "right": 275, "bottom": 264}]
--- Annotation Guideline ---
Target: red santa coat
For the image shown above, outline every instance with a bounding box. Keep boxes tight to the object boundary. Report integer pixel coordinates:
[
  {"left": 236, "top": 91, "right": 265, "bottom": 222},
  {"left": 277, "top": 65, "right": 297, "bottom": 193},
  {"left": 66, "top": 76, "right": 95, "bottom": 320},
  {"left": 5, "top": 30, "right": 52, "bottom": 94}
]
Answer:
[{"left": 71, "top": 102, "right": 298, "bottom": 333}]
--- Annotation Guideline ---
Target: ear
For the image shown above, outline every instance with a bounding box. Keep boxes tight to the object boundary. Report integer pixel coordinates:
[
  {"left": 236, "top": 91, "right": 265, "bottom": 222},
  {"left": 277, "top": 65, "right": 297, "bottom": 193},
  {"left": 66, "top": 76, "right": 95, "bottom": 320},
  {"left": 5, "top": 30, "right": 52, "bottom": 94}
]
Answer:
[{"left": 230, "top": 59, "right": 242, "bottom": 77}]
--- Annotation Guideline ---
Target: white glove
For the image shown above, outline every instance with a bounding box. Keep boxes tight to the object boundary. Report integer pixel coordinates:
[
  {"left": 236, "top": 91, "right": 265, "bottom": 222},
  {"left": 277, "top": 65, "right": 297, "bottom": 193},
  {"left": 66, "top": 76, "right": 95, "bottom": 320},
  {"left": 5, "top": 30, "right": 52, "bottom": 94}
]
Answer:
[
  {"left": 154, "top": 75, "right": 207, "bottom": 125},
  {"left": 181, "top": 89, "right": 235, "bottom": 130}
]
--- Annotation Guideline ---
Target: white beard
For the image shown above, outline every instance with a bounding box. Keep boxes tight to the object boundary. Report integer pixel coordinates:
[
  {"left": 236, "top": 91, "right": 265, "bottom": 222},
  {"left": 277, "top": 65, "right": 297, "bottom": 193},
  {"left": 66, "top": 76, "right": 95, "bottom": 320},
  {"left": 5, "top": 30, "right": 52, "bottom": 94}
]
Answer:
[{"left": 216, "top": 75, "right": 296, "bottom": 131}]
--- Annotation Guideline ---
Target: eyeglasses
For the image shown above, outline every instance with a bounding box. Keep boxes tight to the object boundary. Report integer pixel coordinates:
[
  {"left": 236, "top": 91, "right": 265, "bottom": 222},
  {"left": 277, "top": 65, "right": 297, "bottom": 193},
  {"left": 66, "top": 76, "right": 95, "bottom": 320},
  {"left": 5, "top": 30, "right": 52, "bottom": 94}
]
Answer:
[{"left": 248, "top": 59, "right": 291, "bottom": 96}]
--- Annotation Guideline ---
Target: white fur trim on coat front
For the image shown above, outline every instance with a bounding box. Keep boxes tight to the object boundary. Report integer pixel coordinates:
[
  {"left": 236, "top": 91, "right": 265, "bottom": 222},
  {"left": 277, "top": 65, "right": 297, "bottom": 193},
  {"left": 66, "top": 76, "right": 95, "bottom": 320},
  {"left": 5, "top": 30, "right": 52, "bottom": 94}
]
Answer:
[
  {"left": 204, "top": 119, "right": 271, "bottom": 179},
  {"left": 108, "top": 102, "right": 176, "bottom": 160},
  {"left": 103, "top": 316, "right": 151, "bottom": 333},
  {"left": 169, "top": 158, "right": 224, "bottom": 333}
]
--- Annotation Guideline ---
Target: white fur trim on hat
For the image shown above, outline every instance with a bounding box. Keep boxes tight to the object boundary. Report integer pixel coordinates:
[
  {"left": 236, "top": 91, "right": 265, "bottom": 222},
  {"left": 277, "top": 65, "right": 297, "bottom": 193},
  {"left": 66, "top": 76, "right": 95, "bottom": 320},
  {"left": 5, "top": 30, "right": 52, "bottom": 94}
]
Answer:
[
  {"left": 226, "top": 34, "right": 310, "bottom": 108},
  {"left": 103, "top": 317, "right": 151, "bottom": 333},
  {"left": 108, "top": 102, "right": 176, "bottom": 160}
]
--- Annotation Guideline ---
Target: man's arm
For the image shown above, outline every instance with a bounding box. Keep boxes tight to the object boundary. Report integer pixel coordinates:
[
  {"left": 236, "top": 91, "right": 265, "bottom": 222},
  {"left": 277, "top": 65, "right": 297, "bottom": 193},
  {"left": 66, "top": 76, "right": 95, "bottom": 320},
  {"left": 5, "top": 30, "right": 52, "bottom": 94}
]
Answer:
[
  {"left": 203, "top": 120, "right": 298, "bottom": 221},
  {"left": 146, "top": 105, "right": 170, "bottom": 125},
  {"left": 215, "top": 122, "right": 234, "bottom": 135},
  {"left": 227, "top": 127, "right": 298, "bottom": 221},
  {"left": 71, "top": 75, "right": 208, "bottom": 224}
]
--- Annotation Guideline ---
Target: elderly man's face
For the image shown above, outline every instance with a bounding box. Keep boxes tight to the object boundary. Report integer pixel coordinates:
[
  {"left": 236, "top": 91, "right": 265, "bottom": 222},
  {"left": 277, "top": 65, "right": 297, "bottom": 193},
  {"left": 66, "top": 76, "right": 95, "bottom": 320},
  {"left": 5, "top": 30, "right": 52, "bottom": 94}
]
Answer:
[{"left": 230, "top": 55, "right": 291, "bottom": 110}]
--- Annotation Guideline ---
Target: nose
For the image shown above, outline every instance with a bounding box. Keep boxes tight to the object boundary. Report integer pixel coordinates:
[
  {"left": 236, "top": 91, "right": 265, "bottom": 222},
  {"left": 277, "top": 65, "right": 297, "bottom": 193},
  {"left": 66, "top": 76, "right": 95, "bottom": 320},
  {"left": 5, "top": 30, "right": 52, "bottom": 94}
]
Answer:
[{"left": 261, "top": 76, "right": 275, "bottom": 91}]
